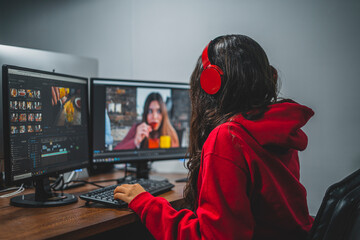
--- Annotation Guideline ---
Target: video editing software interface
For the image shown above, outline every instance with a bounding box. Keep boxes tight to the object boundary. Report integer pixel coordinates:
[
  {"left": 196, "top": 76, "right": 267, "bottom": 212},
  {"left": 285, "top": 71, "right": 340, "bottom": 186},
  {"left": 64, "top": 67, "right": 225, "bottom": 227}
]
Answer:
[
  {"left": 3, "top": 66, "right": 89, "bottom": 183},
  {"left": 91, "top": 79, "right": 191, "bottom": 164}
]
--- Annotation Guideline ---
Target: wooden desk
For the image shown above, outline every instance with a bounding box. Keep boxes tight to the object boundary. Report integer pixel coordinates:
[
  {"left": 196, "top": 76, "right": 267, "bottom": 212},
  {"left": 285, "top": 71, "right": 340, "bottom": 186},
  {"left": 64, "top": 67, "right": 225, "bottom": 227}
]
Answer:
[{"left": 0, "top": 171, "right": 187, "bottom": 240}]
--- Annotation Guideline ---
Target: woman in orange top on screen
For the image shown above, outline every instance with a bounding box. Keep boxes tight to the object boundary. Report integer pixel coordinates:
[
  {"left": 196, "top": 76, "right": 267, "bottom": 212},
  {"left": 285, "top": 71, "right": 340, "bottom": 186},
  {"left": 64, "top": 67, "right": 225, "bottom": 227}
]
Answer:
[{"left": 114, "top": 92, "right": 179, "bottom": 150}]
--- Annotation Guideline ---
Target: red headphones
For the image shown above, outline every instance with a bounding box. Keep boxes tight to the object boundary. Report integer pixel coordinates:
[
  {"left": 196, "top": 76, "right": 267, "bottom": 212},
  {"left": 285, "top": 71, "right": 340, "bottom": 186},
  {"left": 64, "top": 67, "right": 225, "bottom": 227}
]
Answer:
[{"left": 200, "top": 42, "right": 224, "bottom": 95}]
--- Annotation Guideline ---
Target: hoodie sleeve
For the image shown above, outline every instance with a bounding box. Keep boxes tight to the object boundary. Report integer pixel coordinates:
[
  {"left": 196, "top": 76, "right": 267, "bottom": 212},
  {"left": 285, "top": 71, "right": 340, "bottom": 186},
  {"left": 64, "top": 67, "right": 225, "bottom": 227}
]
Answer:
[{"left": 129, "top": 152, "right": 254, "bottom": 240}]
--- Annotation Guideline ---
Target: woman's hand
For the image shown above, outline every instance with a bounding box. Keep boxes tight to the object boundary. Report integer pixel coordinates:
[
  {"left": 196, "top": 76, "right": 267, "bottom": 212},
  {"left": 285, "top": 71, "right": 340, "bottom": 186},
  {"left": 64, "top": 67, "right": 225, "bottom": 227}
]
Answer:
[
  {"left": 134, "top": 122, "right": 152, "bottom": 147},
  {"left": 51, "top": 87, "right": 60, "bottom": 106},
  {"left": 113, "top": 184, "right": 146, "bottom": 204}
]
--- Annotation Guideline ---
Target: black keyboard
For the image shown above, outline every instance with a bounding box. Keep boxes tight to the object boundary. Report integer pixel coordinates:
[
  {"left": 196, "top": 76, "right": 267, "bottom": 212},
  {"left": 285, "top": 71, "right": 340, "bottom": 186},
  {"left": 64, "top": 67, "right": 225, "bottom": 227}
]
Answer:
[{"left": 79, "top": 178, "right": 175, "bottom": 207}]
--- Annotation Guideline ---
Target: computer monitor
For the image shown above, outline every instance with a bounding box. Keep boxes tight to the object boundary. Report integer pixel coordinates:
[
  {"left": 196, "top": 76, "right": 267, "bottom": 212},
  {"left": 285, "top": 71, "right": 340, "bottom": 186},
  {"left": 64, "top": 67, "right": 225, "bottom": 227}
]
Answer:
[
  {"left": 2, "top": 65, "right": 90, "bottom": 207},
  {"left": 90, "top": 78, "right": 190, "bottom": 179}
]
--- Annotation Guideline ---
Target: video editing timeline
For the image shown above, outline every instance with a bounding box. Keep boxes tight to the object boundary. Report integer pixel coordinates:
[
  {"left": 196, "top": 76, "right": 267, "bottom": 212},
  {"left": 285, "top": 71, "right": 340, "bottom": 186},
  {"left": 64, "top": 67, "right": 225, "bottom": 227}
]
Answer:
[{"left": 6, "top": 68, "right": 89, "bottom": 182}]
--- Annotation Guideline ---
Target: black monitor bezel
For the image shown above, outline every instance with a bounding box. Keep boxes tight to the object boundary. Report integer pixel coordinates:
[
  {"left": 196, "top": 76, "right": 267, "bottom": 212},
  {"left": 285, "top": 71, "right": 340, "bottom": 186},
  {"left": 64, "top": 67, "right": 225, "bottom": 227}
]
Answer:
[
  {"left": 2, "top": 64, "right": 90, "bottom": 185},
  {"left": 89, "top": 77, "right": 190, "bottom": 168}
]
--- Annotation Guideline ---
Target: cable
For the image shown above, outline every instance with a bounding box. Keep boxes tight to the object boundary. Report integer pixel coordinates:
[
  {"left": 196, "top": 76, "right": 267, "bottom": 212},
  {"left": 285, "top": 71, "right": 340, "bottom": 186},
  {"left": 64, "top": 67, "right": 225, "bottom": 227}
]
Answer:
[
  {"left": 50, "top": 171, "right": 77, "bottom": 191},
  {"left": 0, "top": 186, "right": 19, "bottom": 193},
  {"left": 90, "top": 179, "right": 120, "bottom": 183},
  {"left": 67, "top": 180, "right": 105, "bottom": 188},
  {"left": 61, "top": 171, "right": 76, "bottom": 190},
  {"left": 50, "top": 175, "right": 64, "bottom": 189},
  {"left": 65, "top": 171, "right": 75, "bottom": 184},
  {"left": 0, "top": 184, "right": 25, "bottom": 198},
  {"left": 51, "top": 168, "right": 131, "bottom": 190}
]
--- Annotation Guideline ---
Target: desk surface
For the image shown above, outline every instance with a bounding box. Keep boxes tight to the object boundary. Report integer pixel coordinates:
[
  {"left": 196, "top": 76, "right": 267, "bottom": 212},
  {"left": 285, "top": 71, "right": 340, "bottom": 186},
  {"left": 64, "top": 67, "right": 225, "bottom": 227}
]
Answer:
[{"left": 0, "top": 171, "right": 187, "bottom": 240}]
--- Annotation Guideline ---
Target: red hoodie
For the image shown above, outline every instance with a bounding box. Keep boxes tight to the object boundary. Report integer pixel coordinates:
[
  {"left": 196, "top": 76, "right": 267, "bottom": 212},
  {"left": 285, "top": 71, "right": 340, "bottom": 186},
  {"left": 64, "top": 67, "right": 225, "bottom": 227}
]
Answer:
[{"left": 129, "top": 102, "right": 315, "bottom": 240}]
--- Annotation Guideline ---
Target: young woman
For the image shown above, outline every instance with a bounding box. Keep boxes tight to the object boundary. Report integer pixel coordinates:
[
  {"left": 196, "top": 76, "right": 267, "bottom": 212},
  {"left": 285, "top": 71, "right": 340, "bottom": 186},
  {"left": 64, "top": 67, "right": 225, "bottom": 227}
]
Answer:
[
  {"left": 114, "top": 34, "right": 314, "bottom": 239},
  {"left": 114, "top": 92, "right": 179, "bottom": 150}
]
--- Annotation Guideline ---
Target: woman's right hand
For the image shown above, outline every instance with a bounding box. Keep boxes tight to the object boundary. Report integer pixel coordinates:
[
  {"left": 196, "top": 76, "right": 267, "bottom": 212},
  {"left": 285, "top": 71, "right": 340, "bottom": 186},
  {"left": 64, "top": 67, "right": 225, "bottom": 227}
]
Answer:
[
  {"left": 51, "top": 87, "right": 60, "bottom": 106},
  {"left": 134, "top": 122, "right": 152, "bottom": 148}
]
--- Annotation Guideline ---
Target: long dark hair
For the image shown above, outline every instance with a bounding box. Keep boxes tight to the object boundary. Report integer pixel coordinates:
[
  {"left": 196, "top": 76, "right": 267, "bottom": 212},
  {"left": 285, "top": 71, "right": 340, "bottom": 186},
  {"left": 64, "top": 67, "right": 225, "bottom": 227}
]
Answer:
[{"left": 184, "top": 34, "right": 279, "bottom": 210}]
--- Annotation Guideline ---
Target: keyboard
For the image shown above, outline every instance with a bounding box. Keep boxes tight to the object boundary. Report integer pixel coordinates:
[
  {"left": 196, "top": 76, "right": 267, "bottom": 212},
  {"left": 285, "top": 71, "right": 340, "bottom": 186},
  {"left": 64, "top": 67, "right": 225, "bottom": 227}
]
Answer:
[{"left": 79, "top": 178, "right": 175, "bottom": 207}]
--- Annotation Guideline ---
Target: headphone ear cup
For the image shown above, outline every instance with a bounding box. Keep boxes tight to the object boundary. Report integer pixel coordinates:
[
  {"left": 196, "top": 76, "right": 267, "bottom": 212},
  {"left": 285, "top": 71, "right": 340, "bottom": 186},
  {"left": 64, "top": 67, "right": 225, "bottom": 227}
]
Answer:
[{"left": 200, "top": 67, "right": 222, "bottom": 95}]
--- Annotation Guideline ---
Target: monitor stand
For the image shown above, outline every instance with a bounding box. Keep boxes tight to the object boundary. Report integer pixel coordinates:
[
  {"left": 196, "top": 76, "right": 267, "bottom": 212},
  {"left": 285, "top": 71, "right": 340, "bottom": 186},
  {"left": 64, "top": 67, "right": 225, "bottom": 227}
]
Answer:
[
  {"left": 117, "top": 161, "right": 151, "bottom": 183},
  {"left": 117, "top": 161, "right": 168, "bottom": 183},
  {"left": 10, "top": 177, "right": 77, "bottom": 207},
  {"left": 135, "top": 161, "right": 151, "bottom": 179},
  {"left": 133, "top": 161, "right": 168, "bottom": 181}
]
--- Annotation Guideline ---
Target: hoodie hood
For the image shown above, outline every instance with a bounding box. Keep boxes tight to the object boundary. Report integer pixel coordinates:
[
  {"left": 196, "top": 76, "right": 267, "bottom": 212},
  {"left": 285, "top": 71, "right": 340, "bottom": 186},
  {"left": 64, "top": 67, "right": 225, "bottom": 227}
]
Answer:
[{"left": 230, "top": 102, "right": 314, "bottom": 151}]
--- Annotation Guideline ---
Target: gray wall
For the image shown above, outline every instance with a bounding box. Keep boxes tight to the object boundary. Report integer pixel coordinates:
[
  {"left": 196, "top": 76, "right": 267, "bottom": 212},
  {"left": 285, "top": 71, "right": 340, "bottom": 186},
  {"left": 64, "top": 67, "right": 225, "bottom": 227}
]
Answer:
[{"left": 1, "top": 0, "right": 360, "bottom": 215}]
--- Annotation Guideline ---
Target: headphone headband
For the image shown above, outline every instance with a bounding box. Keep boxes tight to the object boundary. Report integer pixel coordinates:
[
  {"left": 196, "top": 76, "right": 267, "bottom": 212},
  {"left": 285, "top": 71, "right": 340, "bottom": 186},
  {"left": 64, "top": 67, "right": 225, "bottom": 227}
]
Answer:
[
  {"left": 201, "top": 43, "right": 224, "bottom": 75},
  {"left": 201, "top": 44, "right": 211, "bottom": 69}
]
